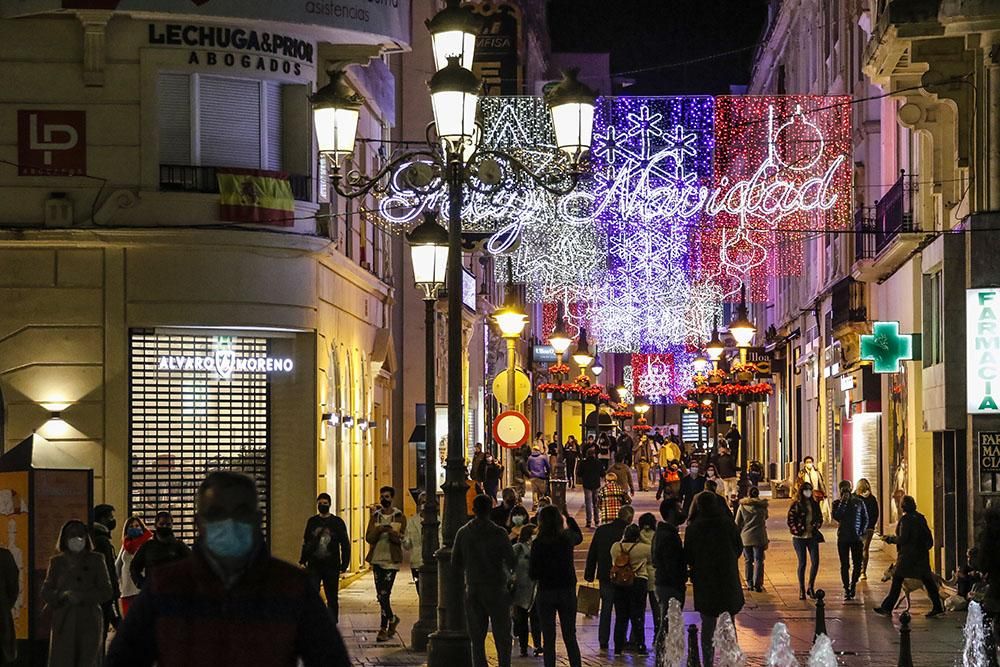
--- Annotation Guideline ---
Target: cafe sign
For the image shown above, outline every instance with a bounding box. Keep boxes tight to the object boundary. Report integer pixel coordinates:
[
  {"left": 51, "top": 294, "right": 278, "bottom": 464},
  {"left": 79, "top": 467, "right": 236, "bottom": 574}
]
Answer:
[{"left": 967, "top": 288, "right": 1000, "bottom": 414}]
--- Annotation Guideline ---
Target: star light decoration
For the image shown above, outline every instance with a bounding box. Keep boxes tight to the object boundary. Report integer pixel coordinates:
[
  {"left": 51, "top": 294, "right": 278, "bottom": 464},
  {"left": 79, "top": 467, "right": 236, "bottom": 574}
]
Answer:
[{"left": 631, "top": 348, "right": 697, "bottom": 404}]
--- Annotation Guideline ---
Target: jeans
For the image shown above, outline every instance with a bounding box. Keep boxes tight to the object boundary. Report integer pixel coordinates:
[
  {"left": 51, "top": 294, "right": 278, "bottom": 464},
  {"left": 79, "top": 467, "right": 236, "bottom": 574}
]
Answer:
[
  {"left": 307, "top": 561, "right": 342, "bottom": 623},
  {"left": 512, "top": 604, "right": 541, "bottom": 653},
  {"left": 613, "top": 580, "right": 647, "bottom": 650},
  {"left": 583, "top": 488, "right": 598, "bottom": 526},
  {"left": 372, "top": 565, "right": 398, "bottom": 629},
  {"left": 743, "top": 545, "right": 765, "bottom": 589},
  {"left": 879, "top": 573, "right": 944, "bottom": 612},
  {"left": 837, "top": 540, "right": 863, "bottom": 590},
  {"left": 792, "top": 536, "right": 820, "bottom": 593},
  {"left": 536, "top": 586, "right": 582, "bottom": 667},
  {"left": 598, "top": 579, "right": 617, "bottom": 647},
  {"left": 861, "top": 529, "right": 875, "bottom": 575},
  {"left": 466, "top": 585, "right": 512, "bottom": 667}
]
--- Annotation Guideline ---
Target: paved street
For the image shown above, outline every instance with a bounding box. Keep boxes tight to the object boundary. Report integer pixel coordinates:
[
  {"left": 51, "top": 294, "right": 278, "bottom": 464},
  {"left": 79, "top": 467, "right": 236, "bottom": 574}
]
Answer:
[{"left": 338, "top": 484, "right": 968, "bottom": 665}]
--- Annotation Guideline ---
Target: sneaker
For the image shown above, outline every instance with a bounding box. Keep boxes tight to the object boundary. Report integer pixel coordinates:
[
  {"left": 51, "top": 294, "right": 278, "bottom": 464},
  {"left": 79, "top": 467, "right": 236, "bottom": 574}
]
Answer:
[
  {"left": 860, "top": 572, "right": 868, "bottom": 581},
  {"left": 387, "top": 615, "right": 400, "bottom": 636},
  {"left": 376, "top": 629, "right": 389, "bottom": 642},
  {"left": 872, "top": 606, "right": 890, "bottom": 616},
  {"left": 926, "top": 608, "right": 945, "bottom": 618},
  {"left": 533, "top": 648, "right": 544, "bottom": 657}
]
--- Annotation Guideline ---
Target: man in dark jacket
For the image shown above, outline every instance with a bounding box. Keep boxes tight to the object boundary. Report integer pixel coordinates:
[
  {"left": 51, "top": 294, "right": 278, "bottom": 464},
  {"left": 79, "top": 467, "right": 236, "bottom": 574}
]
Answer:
[
  {"left": 490, "top": 487, "right": 520, "bottom": 527},
  {"left": 873, "top": 495, "right": 944, "bottom": 618},
  {"left": 452, "top": 494, "right": 516, "bottom": 667},
  {"left": 577, "top": 449, "right": 604, "bottom": 528},
  {"left": 91, "top": 503, "right": 120, "bottom": 634},
  {"left": 470, "top": 443, "right": 486, "bottom": 484},
  {"left": 584, "top": 505, "right": 634, "bottom": 651},
  {"left": 679, "top": 464, "right": 706, "bottom": 520},
  {"left": 711, "top": 446, "right": 738, "bottom": 500},
  {"left": 831, "top": 480, "right": 868, "bottom": 600},
  {"left": 652, "top": 498, "right": 686, "bottom": 644},
  {"left": 107, "top": 471, "right": 348, "bottom": 667},
  {"left": 130, "top": 511, "right": 192, "bottom": 590},
  {"left": 299, "top": 492, "right": 350, "bottom": 623}
]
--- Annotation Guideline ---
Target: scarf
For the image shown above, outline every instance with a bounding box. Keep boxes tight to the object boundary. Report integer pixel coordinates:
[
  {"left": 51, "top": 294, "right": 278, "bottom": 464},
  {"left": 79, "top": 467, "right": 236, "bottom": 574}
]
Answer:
[{"left": 123, "top": 529, "right": 153, "bottom": 555}]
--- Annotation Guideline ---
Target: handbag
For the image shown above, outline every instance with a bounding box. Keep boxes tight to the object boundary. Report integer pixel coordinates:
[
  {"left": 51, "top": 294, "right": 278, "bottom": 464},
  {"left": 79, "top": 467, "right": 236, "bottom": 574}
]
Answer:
[{"left": 577, "top": 584, "right": 601, "bottom": 617}]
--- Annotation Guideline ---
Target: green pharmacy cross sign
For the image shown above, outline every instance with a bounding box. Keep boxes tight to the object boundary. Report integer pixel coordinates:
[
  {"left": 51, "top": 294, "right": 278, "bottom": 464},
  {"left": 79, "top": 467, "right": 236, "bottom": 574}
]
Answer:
[{"left": 860, "top": 321, "right": 914, "bottom": 373}]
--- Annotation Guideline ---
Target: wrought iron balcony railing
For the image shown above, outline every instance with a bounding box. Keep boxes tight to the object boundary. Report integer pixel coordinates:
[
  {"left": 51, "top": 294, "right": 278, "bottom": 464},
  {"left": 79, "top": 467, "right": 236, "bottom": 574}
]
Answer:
[{"left": 873, "top": 170, "right": 916, "bottom": 254}]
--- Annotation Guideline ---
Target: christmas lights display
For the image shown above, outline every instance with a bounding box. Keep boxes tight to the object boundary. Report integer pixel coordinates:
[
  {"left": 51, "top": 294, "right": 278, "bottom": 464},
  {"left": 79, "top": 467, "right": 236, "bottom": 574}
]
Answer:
[{"left": 631, "top": 348, "right": 698, "bottom": 404}]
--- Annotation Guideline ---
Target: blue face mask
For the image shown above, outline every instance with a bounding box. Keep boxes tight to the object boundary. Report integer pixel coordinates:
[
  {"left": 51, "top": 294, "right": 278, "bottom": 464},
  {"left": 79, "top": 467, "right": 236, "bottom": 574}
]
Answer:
[
  {"left": 203, "top": 519, "right": 255, "bottom": 559},
  {"left": 126, "top": 527, "right": 144, "bottom": 539}
]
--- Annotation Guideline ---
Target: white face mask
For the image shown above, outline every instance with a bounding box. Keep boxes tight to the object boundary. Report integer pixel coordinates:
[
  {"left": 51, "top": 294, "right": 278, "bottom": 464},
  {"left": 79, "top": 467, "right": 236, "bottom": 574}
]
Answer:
[
  {"left": 805, "top": 463, "right": 814, "bottom": 470},
  {"left": 512, "top": 515, "right": 525, "bottom": 526},
  {"left": 802, "top": 490, "right": 813, "bottom": 499},
  {"left": 67, "top": 536, "right": 86, "bottom": 553}
]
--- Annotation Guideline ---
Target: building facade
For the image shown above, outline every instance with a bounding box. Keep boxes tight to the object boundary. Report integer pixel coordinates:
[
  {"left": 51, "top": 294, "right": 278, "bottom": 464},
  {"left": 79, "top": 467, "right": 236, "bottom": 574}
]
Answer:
[{"left": 0, "top": 1, "right": 409, "bottom": 569}]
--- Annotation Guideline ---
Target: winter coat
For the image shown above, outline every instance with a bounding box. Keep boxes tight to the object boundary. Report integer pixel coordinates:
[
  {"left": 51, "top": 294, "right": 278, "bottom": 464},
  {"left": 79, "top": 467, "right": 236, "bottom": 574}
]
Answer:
[
  {"left": 684, "top": 511, "right": 744, "bottom": 617},
  {"left": 116, "top": 530, "right": 153, "bottom": 599},
  {"left": 526, "top": 453, "right": 550, "bottom": 480},
  {"left": 42, "top": 551, "right": 114, "bottom": 667},
  {"left": 91, "top": 523, "right": 120, "bottom": 598},
  {"left": 584, "top": 518, "right": 628, "bottom": 583},
  {"left": 651, "top": 522, "right": 686, "bottom": 590},
  {"left": 577, "top": 457, "right": 603, "bottom": 490},
  {"left": 0, "top": 548, "right": 18, "bottom": 664},
  {"left": 610, "top": 539, "right": 652, "bottom": 583},
  {"left": 713, "top": 452, "right": 738, "bottom": 478},
  {"left": 106, "top": 545, "right": 347, "bottom": 667},
  {"left": 529, "top": 517, "right": 583, "bottom": 591},
  {"left": 860, "top": 493, "right": 880, "bottom": 531},
  {"left": 608, "top": 463, "right": 634, "bottom": 495},
  {"left": 892, "top": 511, "right": 934, "bottom": 579},
  {"left": 403, "top": 515, "right": 423, "bottom": 569},
  {"left": 511, "top": 542, "right": 536, "bottom": 610},
  {"left": 451, "top": 517, "right": 515, "bottom": 588},
  {"left": 658, "top": 442, "right": 681, "bottom": 467},
  {"left": 787, "top": 498, "right": 823, "bottom": 539},
  {"left": 832, "top": 494, "right": 869, "bottom": 543},
  {"left": 130, "top": 536, "right": 192, "bottom": 590},
  {"left": 679, "top": 474, "right": 706, "bottom": 518},
  {"left": 735, "top": 497, "right": 769, "bottom": 547},
  {"left": 639, "top": 528, "right": 656, "bottom": 589},
  {"left": 364, "top": 508, "right": 406, "bottom": 567}
]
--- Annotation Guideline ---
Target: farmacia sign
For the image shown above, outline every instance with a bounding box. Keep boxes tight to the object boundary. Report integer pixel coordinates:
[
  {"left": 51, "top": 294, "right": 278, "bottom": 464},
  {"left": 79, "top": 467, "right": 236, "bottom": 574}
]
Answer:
[{"left": 968, "top": 288, "right": 1000, "bottom": 413}]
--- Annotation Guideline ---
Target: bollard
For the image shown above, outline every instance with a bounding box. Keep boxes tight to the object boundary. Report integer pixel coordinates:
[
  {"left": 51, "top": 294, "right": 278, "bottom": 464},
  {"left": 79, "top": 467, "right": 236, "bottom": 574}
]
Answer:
[
  {"left": 687, "top": 623, "right": 701, "bottom": 667},
  {"left": 897, "top": 611, "right": 913, "bottom": 667},
  {"left": 813, "top": 589, "right": 827, "bottom": 640}
]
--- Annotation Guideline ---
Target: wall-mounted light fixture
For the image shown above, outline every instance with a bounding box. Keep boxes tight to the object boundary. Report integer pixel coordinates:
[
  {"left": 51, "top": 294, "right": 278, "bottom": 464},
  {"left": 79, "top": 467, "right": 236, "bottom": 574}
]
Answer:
[
  {"left": 358, "top": 419, "right": 370, "bottom": 432},
  {"left": 321, "top": 412, "right": 341, "bottom": 426},
  {"left": 343, "top": 416, "right": 355, "bottom": 428},
  {"left": 367, "top": 420, "right": 377, "bottom": 430}
]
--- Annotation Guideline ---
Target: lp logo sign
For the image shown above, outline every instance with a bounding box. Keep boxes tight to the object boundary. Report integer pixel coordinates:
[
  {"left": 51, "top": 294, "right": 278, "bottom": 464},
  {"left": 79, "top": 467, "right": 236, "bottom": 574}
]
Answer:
[{"left": 17, "top": 110, "right": 87, "bottom": 176}]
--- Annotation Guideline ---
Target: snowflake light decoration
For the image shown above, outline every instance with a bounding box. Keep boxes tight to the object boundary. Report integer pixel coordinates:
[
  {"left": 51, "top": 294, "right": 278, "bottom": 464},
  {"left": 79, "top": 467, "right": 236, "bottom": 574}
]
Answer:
[{"left": 631, "top": 348, "right": 697, "bottom": 404}]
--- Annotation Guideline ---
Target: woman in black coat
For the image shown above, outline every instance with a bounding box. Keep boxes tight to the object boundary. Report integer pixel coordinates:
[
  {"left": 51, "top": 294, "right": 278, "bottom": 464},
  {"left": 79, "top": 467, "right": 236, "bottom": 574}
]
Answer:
[
  {"left": 787, "top": 481, "right": 824, "bottom": 600},
  {"left": 528, "top": 506, "right": 583, "bottom": 667},
  {"left": 874, "top": 496, "right": 944, "bottom": 617},
  {"left": 684, "top": 492, "right": 744, "bottom": 666},
  {"left": 856, "top": 477, "right": 879, "bottom": 580}
]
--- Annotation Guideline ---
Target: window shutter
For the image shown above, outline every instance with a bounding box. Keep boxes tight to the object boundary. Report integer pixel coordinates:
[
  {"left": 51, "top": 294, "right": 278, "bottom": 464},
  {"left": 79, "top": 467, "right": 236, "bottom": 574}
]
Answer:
[
  {"left": 157, "top": 73, "right": 191, "bottom": 165},
  {"left": 263, "top": 81, "right": 283, "bottom": 171},
  {"left": 199, "top": 75, "right": 261, "bottom": 169}
]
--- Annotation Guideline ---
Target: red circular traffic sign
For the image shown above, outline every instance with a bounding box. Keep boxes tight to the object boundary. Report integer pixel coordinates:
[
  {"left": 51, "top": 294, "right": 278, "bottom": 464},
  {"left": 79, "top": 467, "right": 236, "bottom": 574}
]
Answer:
[{"left": 492, "top": 411, "right": 530, "bottom": 449}]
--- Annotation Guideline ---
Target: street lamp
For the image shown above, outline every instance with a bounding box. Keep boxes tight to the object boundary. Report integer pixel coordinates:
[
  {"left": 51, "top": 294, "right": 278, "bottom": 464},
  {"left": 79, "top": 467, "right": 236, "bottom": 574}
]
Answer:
[
  {"left": 426, "top": 0, "right": 481, "bottom": 72},
  {"left": 406, "top": 212, "right": 448, "bottom": 651},
  {"left": 547, "top": 306, "right": 572, "bottom": 511},
  {"left": 590, "top": 350, "right": 604, "bottom": 377},
  {"left": 310, "top": 68, "right": 362, "bottom": 159},
  {"left": 706, "top": 317, "right": 726, "bottom": 367},
  {"left": 493, "top": 293, "right": 528, "bottom": 411},
  {"left": 634, "top": 397, "right": 651, "bottom": 418},
  {"left": 545, "top": 69, "right": 597, "bottom": 162},
  {"left": 572, "top": 328, "right": 594, "bottom": 368},
  {"left": 312, "top": 11, "right": 593, "bottom": 661},
  {"left": 693, "top": 353, "right": 710, "bottom": 375},
  {"left": 728, "top": 284, "right": 757, "bottom": 357}
]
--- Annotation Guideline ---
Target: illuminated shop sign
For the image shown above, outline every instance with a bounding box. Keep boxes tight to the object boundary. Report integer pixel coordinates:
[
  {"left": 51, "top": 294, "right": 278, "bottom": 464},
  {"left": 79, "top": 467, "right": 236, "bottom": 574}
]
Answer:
[
  {"left": 860, "top": 321, "right": 913, "bottom": 374},
  {"left": 157, "top": 352, "right": 294, "bottom": 380},
  {"left": 968, "top": 288, "right": 1000, "bottom": 414}
]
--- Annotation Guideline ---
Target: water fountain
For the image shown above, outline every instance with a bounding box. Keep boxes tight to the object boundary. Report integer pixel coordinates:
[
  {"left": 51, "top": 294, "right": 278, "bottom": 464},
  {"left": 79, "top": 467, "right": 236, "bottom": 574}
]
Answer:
[
  {"left": 807, "top": 634, "right": 838, "bottom": 667},
  {"left": 765, "top": 622, "right": 799, "bottom": 667},
  {"left": 963, "top": 600, "right": 987, "bottom": 667},
  {"left": 712, "top": 612, "right": 746, "bottom": 667}
]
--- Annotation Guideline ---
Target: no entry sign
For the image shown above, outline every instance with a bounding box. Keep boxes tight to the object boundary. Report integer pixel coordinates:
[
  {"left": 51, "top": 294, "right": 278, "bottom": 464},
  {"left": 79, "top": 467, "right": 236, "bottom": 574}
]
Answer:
[{"left": 492, "top": 410, "right": 530, "bottom": 449}]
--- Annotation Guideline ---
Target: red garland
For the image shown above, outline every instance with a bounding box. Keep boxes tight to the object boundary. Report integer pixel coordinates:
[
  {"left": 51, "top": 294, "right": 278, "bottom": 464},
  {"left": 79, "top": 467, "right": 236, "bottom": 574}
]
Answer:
[{"left": 547, "top": 363, "right": 570, "bottom": 375}]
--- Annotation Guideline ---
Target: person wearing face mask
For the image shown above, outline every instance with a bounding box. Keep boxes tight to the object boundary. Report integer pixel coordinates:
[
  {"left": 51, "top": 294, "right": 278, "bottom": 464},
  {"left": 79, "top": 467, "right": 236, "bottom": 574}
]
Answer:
[
  {"left": 787, "top": 481, "right": 824, "bottom": 600},
  {"left": 299, "top": 492, "right": 350, "bottom": 623},
  {"left": 508, "top": 505, "right": 531, "bottom": 544},
  {"left": 129, "top": 511, "right": 191, "bottom": 591},
  {"left": 114, "top": 516, "right": 152, "bottom": 617},
  {"left": 679, "top": 463, "right": 706, "bottom": 520},
  {"left": 91, "top": 503, "right": 121, "bottom": 637},
  {"left": 108, "top": 471, "right": 348, "bottom": 666},
  {"left": 656, "top": 460, "right": 683, "bottom": 501},
  {"left": 365, "top": 486, "right": 407, "bottom": 642},
  {"left": 855, "top": 478, "right": 880, "bottom": 580},
  {"left": 42, "top": 520, "right": 113, "bottom": 667}
]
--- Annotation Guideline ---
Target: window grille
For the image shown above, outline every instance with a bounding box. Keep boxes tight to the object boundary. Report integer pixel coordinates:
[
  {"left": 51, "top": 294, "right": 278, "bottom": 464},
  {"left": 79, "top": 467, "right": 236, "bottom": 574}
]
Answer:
[{"left": 128, "top": 330, "right": 270, "bottom": 545}]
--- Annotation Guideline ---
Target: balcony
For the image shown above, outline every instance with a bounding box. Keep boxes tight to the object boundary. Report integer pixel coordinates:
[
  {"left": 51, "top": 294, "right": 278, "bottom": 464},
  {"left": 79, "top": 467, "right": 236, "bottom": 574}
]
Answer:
[
  {"left": 851, "top": 171, "right": 924, "bottom": 282},
  {"left": 159, "top": 164, "right": 312, "bottom": 202}
]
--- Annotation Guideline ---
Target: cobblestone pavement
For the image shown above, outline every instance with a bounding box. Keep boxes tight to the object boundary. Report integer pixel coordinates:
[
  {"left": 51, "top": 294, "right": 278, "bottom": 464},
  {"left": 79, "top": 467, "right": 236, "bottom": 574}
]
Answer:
[{"left": 339, "top": 481, "right": 968, "bottom": 665}]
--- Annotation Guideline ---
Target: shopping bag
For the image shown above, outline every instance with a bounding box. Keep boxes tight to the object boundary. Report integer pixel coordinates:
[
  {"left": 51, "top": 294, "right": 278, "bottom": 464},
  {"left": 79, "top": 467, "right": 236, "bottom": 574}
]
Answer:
[{"left": 577, "top": 584, "right": 601, "bottom": 617}]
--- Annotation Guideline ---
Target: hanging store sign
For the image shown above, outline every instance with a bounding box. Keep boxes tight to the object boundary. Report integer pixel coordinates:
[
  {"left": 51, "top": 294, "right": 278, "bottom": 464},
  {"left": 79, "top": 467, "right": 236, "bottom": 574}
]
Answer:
[
  {"left": 17, "top": 110, "right": 86, "bottom": 176},
  {"left": 471, "top": 2, "right": 521, "bottom": 95},
  {"left": 148, "top": 23, "right": 314, "bottom": 75},
  {"left": 979, "top": 431, "right": 1000, "bottom": 494},
  {"left": 968, "top": 288, "right": 1000, "bottom": 414},
  {"left": 860, "top": 321, "right": 913, "bottom": 374},
  {"left": 157, "top": 352, "right": 294, "bottom": 380}
]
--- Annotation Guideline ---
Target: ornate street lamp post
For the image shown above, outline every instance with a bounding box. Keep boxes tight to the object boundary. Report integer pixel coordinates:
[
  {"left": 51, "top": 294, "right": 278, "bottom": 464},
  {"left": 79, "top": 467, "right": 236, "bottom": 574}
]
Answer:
[
  {"left": 727, "top": 284, "right": 757, "bottom": 493},
  {"left": 547, "top": 307, "right": 572, "bottom": 510},
  {"left": 572, "top": 328, "right": 594, "bottom": 444},
  {"left": 406, "top": 213, "right": 449, "bottom": 651},
  {"left": 311, "top": 13, "right": 595, "bottom": 662}
]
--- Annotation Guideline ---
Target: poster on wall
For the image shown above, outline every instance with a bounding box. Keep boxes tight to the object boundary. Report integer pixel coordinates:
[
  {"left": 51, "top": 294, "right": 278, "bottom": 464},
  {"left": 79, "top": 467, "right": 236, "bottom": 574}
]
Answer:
[
  {"left": 887, "top": 371, "right": 908, "bottom": 523},
  {"left": 434, "top": 406, "right": 448, "bottom": 491},
  {"left": 0, "top": 473, "right": 28, "bottom": 640},
  {"left": 979, "top": 431, "right": 1000, "bottom": 494}
]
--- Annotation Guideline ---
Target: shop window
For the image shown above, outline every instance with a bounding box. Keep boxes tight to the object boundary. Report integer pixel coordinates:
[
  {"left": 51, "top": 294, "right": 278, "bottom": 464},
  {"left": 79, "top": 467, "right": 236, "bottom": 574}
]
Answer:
[
  {"left": 128, "top": 330, "right": 270, "bottom": 544},
  {"left": 923, "top": 270, "right": 943, "bottom": 367},
  {"left": 157, "top": 73, "right": 283, "bottom": 171}
]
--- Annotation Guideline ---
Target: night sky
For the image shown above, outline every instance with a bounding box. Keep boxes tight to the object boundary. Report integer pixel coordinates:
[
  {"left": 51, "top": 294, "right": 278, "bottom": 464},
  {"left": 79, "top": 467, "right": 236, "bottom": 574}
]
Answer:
[{"left": 547, "top": 0, "right": 770, "bottom": 95}]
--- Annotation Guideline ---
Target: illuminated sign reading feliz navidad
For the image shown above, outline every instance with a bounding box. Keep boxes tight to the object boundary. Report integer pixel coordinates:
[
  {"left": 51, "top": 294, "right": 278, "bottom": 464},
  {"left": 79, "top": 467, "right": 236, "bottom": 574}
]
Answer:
[
  {"left": 968, "top": 288, "right": 1000, "bottom": 413},
  {"left": 380, "top": 95, "right": 852, "bottom": 366}
]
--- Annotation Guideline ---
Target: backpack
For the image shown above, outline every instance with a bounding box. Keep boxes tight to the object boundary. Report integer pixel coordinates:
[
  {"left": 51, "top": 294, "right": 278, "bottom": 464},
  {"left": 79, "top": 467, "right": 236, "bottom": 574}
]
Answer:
[{"left": 610, "top": 542, "right": 636, "bottom": 587}]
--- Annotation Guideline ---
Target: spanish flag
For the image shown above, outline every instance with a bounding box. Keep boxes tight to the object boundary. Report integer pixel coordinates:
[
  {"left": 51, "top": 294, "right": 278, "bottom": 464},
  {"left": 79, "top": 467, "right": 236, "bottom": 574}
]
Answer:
[{"left": 217, "top": 168, "right": 295, "bottom": 226}]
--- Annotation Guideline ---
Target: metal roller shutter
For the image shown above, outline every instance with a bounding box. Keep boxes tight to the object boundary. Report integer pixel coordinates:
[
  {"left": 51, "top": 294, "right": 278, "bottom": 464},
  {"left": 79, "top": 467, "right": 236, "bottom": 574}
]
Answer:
[
  {"left": 157, "top": 73, "right": 191, "bottom": 165},
  {"left": 198, "top": 75, "right": 262, "bottom": 169}
]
